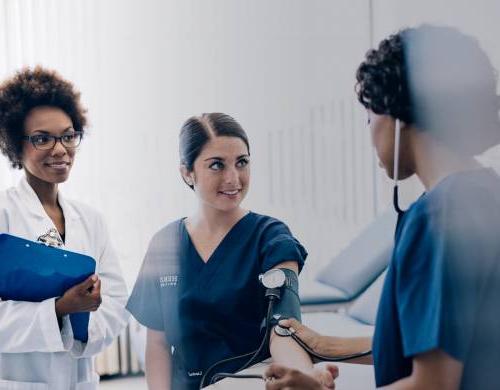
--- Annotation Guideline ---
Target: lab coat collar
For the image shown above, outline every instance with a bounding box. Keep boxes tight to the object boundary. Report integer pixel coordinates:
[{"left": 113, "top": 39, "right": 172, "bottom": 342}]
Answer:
[{"left": 17, "top": 176, "right": 80, "bottom": 221}]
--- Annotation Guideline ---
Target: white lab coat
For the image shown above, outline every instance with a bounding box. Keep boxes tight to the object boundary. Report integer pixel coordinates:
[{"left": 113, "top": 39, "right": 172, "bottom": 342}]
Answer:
[{"left": 0, "top": 177, "right": 129, "bottom": 390}]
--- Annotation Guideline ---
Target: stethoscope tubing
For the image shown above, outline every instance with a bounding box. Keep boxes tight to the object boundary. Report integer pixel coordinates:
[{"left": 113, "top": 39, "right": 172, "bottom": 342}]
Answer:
[
  {"left": 289, "top": 331, "right": 372, "bottom": 362},
  {"left": 200, "top": 294, "right": 372, "bottom": 387}
]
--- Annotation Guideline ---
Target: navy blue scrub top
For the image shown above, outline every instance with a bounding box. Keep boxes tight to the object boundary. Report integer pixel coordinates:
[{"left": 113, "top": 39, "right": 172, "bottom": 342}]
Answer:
[
  {"left": 127, "top": 212, "right": 307, "bottom": 390},
  {"left": 373, "top": 168, "right": 500, "bottom": 389}
]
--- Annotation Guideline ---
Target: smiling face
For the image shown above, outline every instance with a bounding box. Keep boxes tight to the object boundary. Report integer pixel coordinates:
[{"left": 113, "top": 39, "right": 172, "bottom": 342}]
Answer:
[
  {"left": 181, "top": 136, "right": 250, "bottom": 213},
  {"left": 368, "top": 110, "right": 415, "bottom": 180},
  {"left": 22, "top": 106, "right": 77, "bottom": 184}
]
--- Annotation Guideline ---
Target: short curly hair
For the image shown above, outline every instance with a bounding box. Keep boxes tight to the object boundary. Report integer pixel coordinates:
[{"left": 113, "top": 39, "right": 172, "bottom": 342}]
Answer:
[
  {"left": 0, "top": 66, "right": 87, "bottom": 169},
  {"left": 356, "top": 24, "right": 500, "bottom": 155},
  {"left": 356, "top": 30, "right": 411, "bottom": 122}
]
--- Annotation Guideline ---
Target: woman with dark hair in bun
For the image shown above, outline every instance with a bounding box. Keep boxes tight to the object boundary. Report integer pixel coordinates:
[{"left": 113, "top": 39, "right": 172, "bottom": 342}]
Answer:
[
  {"left": 127, "top": 113, "right": 338, "bottom": 389},
  {"left": 0, "top": 67, "right": 129, "bottom": 389},
  {"left": 265, "top": 25, "right": 500, "bottom": 390}
]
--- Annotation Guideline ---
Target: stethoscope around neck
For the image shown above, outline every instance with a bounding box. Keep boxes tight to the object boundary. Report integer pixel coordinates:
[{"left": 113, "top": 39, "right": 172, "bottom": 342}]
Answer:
[{"left": 393, "top": 118, "right": 406, "bottom": 215}]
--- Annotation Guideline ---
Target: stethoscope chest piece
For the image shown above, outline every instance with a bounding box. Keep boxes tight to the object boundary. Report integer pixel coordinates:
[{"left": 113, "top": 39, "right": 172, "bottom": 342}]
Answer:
[{"left": 273, "top": 324, "right": 293, "bottom": 337}]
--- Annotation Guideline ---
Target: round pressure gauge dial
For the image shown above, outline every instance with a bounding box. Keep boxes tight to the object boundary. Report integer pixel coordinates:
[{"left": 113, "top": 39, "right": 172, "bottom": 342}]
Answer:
[{"left": 259, "top": 268, "right": 286, "bottom": 289}]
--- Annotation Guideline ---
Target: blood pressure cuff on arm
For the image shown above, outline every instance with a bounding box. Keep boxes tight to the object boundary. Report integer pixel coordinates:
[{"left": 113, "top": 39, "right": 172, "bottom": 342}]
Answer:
[{"left": 270, "top": 268, "right": 301, "bottom": 325}]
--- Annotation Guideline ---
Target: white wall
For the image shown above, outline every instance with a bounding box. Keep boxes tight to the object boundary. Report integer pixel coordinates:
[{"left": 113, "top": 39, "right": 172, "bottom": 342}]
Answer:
[
  {"left": 1, "top": 0, "right": 499, "bottom": 287},
  {"left": 0, "top": 0, "right": 376, "bottom": 286}
]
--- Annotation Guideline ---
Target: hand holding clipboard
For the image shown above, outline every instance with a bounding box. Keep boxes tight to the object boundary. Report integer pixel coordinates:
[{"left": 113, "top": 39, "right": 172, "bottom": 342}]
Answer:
[
  {"left": 55, "top": 273, "right": 102, "bottom": 316},
  {"left": 0, "top": 233, "right": 97, "bottom": 342}
]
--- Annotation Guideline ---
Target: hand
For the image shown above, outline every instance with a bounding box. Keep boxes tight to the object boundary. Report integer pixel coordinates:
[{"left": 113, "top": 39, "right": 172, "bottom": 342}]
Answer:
[
  {"left": 280, "top": 318, "right": 373, "bottom": 364},
  {"left": 279, "top": 318, "right": 325, "bottom": 356},
  {"left": 311, "top": 365, "right": 339, "bottom": 388},
  {"left": 264, "top": 363, "right": 339, "bottom": 390},
  {"left": 55, "top": 274, "right": 102, "bottom": 316}
]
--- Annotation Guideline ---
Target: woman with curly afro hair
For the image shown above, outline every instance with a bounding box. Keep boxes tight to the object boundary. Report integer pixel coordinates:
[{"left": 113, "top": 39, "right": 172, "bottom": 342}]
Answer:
[
  {"left": 265, "top": 25, "right": 500, "bottom": 390},
  {"left": 0, "top": 67, "right": 128, "bottom": 390}
]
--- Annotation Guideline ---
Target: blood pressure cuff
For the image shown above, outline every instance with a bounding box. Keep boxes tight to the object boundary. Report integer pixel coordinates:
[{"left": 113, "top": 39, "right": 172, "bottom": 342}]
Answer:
[{"left": 270, "top": 268, "right": 301, "bottom": 325}]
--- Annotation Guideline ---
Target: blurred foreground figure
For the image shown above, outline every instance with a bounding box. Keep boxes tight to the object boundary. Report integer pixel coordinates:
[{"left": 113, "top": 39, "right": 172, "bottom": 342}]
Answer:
[{"left": 266, "top": 25, "right": 500, "bottom": 390}]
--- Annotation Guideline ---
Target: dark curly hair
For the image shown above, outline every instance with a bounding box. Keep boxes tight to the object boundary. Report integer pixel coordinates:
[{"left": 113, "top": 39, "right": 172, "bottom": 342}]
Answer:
[
  {"left": 356, "top": 30, "right": 412, "bottom": 122},
  {"left": 356, "top": 24, "right": 500, "bottom": 155},
  {"left": 0, "top": 66, "right": 87, "bottom": 169}
]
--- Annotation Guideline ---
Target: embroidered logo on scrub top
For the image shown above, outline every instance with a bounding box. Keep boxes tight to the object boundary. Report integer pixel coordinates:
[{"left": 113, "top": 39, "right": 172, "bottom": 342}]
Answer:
[
  {"left": 159, "top": 274, "right": 178, "bottom": 288},
  {"left": 188, "top": 371, "right": 202, "bottom": 377},
  {"left": 37, "top": 228, "right": 63, "bottom": 248}
]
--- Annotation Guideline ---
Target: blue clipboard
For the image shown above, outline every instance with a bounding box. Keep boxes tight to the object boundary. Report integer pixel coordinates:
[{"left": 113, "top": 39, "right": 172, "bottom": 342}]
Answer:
[{"left": 0, "top": 233, "right": 96, "bottom": 342}]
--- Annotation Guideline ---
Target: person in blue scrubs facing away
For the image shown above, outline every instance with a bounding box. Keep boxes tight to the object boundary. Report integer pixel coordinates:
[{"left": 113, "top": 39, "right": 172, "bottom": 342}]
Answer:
[
  {"left": 265, "top": 25, "right": 500, "bottom": 390},
  {"left": 126, "top": 113, "right": 337, "bottom": 389}
]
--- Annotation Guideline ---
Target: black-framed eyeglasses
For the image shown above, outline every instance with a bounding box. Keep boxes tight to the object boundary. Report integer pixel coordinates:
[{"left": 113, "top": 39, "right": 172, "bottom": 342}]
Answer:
[{"left": 23, "top": 131, "right": 83, "bottom": 151}]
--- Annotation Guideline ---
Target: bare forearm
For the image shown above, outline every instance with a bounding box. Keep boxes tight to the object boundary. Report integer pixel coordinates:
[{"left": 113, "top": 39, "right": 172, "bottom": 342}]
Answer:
[
  {"left": 379, "top": 349, "right": 462, "bottom": 390},
  {"left": 377, "top": 375, "right": 451, "bottom": 390},
  {"left": 145, "top": 342, "right": 171, "bottom": 390},
  {"left": 270, "top": 333, "right": 314, "bottom": 373},
  {"left": 318, "top": 336, "right": 373, "bottom": 365},
  {"left": 378, "top": 376, "right": 415, "bottom": 389}
]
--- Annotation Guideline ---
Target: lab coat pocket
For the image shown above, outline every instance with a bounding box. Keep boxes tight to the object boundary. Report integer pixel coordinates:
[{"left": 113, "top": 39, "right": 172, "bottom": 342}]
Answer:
[
  {"left": 75, "top": 373, "right": 99, "bottom": 390},
  {"left": 0, "top": 380, "right": 48, "bottom": 390}
]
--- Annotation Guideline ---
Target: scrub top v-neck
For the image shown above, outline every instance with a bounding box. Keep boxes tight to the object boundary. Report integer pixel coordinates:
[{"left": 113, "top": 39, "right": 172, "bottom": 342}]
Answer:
[
  {"left": 127, "top": 211, "right": 307, "bottom": 390},
  {"left": 181, "top": 211, "right": 251, "bottom": 270}
]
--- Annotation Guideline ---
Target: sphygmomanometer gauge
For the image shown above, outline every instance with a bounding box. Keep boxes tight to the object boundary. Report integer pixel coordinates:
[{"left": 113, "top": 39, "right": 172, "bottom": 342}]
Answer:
[{"left": 259, "top": 268, "right": 286, "bottom": 289}]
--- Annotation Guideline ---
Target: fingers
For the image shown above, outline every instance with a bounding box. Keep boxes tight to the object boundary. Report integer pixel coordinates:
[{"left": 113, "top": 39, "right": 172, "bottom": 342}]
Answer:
[
  {"left": 326, "top": 364, "right": 339, "bottom": 380},
  {"left": 279, "top": 318, "right": 324, "bottom": 356},
  {"left": 278, "top": 317, "right": 301, "bottom": 332},
  {"left": 314, "top": 365, "right": 339, "bottom": 389},
  {"left": 78, "top": 275, "right": 101, "bottom": 311},
  {"left": 264, "top": 366, "right": 293, "bottom": 390},
  {"left": 79, "top": 274, "right": 98, "bottom": 292},
  {"left": 92, "top": 278, "right": 101, "bottom": 295},
  {"left": 88, "top": 279, "right": 102, "bottom": 311},
  {"left": 264, "top": 363, "right": 288, "bottom": 380},
  {"left": 265, "top": 379, "right": 284, "bottom": 390},
  {"left": 59, "top": 274, "right": 103, "bottom": 314},
  {"left": 279, "top": 317, "right": 300, "bottom": 327},
  {"left": 318, "top": 370, "right": 335, "bottom": 388},
  {"left": 265, "top": 365, "right": 321, "bottom": 390}
]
